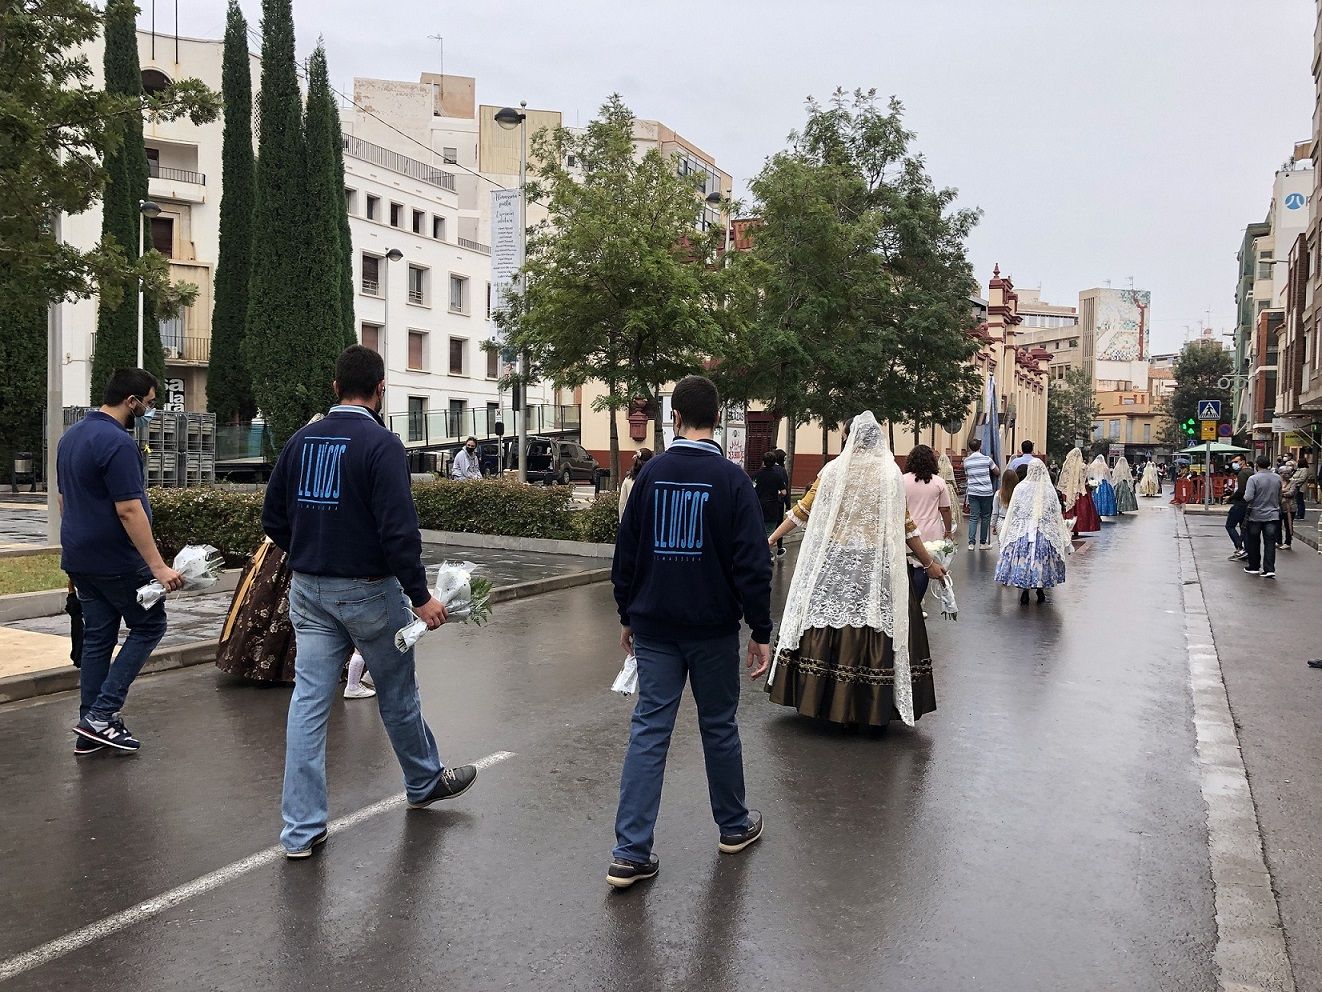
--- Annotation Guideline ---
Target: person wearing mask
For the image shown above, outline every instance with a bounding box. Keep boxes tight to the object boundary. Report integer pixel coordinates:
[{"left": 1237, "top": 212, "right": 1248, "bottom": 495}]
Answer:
[
  {"left": 617, "top": 447, "right": 653, "bottom": 521},
  {"left": 263, "top": 346, "right": 477, "bottom": 859},
  {"left": 609, "top": 375, "right": 771, "bottom": 889},
  {"left": 1008, "top": 440, "right": 1037, "bottom": 473},
  {"left": 772, "top": 449, "right": 792, "bottom": 554},
  {"left": 1277, "top": 460, "right": 1297, "bottom": 550},
  {"left": 1225, "top": 456, "right": 1252, "bottom": 560},
  {"left": 1294, "top": 456, "right": 1310, "bottom": 520},
  {"left": 1242, "top": 456, "right": 1283, "bottom": 578},
  {"left": 962, "top": 438, "right": 998, "bottom": 550},
  {"left": 60, "top": 369, "right": 184, "bottom": 754},
  {"left": 450, "top": 437, "right": 483, "bottom": 481},
  {"left": 753, "top": 451, "right": 789, "bottom": 561}
]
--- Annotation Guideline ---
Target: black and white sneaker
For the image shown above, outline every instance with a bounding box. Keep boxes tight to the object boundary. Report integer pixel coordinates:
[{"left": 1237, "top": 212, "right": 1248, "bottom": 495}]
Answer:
[
  {"left": 285, "top": 829, "right": 329, "bottom": 860},
  {"left": 407, "top": 764, "right": 478, "bottom": 809},
  {"left": 607, "top": 854, "right": 659, "bottom": 889},
  {"left": 1262, "top": 570, "right": 1276, "bottom": 578},
  {"left": 74, "top": 736, "right": 107, "bottom": 756},
  {"left": 1243, "top": 567, "right": 1262, "bottom": 576},
  {"left": 73, "top": 716, "right": 140, "bottom": 752},
  {"left": 719, "top": 810, "right": 765, "bottom": 854}
]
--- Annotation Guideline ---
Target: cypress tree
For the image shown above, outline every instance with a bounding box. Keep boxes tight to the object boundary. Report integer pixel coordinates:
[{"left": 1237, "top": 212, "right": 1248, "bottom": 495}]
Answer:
[
  {"left": 244, "top": 0, "right": 327, "bottom": 445},
  {"left": 0, "top": 277, "right": 46, "bottom": 486},
  {"left": 325, "top": 65, "right": 357, "bottom": 350},
  {"left": 301, "top": 44, "right": 348, "bottom": 364},
  {"left": 92, "top": 0, "right": 166, "bottom": 396},
  {"left": 207, "top": 0, "right": 257, "bottom": 423}
]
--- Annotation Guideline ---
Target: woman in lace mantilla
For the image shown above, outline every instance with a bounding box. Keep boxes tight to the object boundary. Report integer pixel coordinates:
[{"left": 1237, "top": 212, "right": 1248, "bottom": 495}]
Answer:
[
  {"left": 763, "top": 413, "right": 945, "bottom": 729},
  {"left": 995, "top": 459, "right": 1074, "bottom": 605},
  {"left": 1056, "top": 447, "right": 1099, "bottom": 534}
]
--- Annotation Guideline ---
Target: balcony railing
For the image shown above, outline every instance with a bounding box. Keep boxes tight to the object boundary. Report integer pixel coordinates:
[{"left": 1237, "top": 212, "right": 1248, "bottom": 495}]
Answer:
[
  {"left": 458, "top": 237, "right": 491, "bottom": 255},
  {"left": 343, "top": 134, "right": 456, "bottom": 191},
  {"left": 389, "top": 404, "right": 581, "bottom": 449},
  {"left": 148, "top": 163, "right": 206, "bottom": 185},
  {"left": 409, "top": 289, "right": 424, "bottom": 305},
  {"left": 163, "top": 336, "right": 211, "bottom": 364},
  {"left": 361, "top": 277, "right": 380, "bottom": 295}
]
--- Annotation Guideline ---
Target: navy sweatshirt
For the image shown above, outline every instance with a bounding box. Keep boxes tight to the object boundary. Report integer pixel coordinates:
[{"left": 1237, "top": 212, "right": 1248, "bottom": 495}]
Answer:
[
  {"left": 262, "top": 406, "right": 430, "bottom": 606},
  {"left": 613, "top": 438, "right": 773, "bottom": 644}
]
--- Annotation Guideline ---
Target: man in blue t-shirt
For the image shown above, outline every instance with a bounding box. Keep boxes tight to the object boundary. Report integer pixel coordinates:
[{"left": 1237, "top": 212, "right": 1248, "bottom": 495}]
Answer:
[
  {"left": 607, "top": 375, "right": 772, "bottom": 889},
  {"left": 60, "top": 369, "right": 184, "bottom": 755}
]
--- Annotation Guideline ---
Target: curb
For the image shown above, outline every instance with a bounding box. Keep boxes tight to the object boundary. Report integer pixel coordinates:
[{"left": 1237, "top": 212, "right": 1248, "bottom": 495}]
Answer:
[
  {"left": 419, "top": 529, "right": 615, "bottom": 559},
  {"left": 0, "top": 569, "right": 242, "bottom": 624},
  {"left": 0, "top": 567, "right": 612, "bottom": 707},
  {"left": 0, "top": 545, "right": 61, "bottom": 560}
]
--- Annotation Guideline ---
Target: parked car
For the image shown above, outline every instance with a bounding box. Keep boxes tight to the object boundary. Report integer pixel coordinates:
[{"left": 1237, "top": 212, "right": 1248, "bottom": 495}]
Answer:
[{"left": 473, "top": 436, "right": 599, "bottom": 485}]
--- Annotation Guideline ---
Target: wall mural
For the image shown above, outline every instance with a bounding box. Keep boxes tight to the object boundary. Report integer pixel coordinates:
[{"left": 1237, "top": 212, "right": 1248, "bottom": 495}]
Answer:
[{"left": 1095, "top": 289, "right": 1151, "bottom": 362}]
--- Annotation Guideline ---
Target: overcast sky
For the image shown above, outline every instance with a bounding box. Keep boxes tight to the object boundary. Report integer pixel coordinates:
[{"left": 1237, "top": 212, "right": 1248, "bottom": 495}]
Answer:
[{"left": 163, "top": 0, "right": 1315, "bottom": 355}]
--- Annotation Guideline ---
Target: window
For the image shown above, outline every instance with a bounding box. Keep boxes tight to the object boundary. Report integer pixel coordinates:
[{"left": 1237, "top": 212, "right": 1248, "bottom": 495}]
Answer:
[
  {"left": 408, "top": 265, "right": 427, "bottom": 305},
  {"left": 442, "top": 146, "right": 458, "bottom": 165},
  {"left": 146, "top": 147, "right": 161, "bottom": 176},
  {"left": 361, "top": 253, "right": 380, "bottom": 295},
  {"left": 449, "top": 274, "right": 468, "bottom": 313},
  {"left": 486, "top": 347, "right": 499, "bottom": 379},
  {"left": 412, "top": 209, "right": 425, "bottom": 235},
  {"left": 449, "top": 399, "right": 466, "bottom": 434},
  {"left": 1258, "top": 250, "right": 1274, "bottom": 281},
  {"left": 345, "top": 188, "right": 357, "bottom": 214},
  {"left": 486, "top": 282, "right": 492, "bottom": 320},
  {"left": 432, "top": 215, "right": 445, "bottom": 240},
  {"left": 149, "top": 216, "right": 174, "bottom": 257},
  {"left": 366, "top": 195, "right": 379, "bottom": 220},
  {"left": 1109, "top": 419, "right": 1121, "bottom": 439},
  {"left": 360, "top": 322, "right": 381, "bottom": 352},
  {"left": 141, "top": 69, "right": 171, "bottom": 95},
  {"left": 449, "top": 337, "right": 466, "bottom": 375},
  {"left": 1069, "top": 338, "right": 1079, "bottom": 348},
  {"left": 407, "top": 330, "right": 426, "bottom": 371},
  {"left": 407, "top": 397, "right": 427, "bottom": 443},
  {"left": 1143, "top": 423, "right": 1151, "bottom": 443},
  {"left": 566, "top": 154, "right": 577, "bottom": 168},
  {"left": 390, "top": 202, "right": 403, "bottom": 228}
]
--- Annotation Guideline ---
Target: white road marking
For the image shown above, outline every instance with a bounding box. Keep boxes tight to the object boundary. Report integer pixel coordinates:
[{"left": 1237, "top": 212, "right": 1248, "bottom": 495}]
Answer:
[{"left": 0, "top": 751, "right": 516, "bottom": 984}]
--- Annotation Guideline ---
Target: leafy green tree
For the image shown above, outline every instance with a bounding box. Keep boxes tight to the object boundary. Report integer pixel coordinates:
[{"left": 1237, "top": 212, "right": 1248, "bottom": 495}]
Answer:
[
  {"left": 0, "top": 294, "right": 47, "bottom": 486},
  {"left": 499, "top": 95, "right": 723, "bottom": 483},
  {"left": 245, "top": 0, "right": 326, "bottom": 446},
  {"left": 1047, "top": 367, "right": 1100, "bottom": 462},
  {"left": 1159, "top": 340, "right": 1233, "bottom": 446},
  {"left": 208, "top": 0, "right": 257, "bottom": 423}
]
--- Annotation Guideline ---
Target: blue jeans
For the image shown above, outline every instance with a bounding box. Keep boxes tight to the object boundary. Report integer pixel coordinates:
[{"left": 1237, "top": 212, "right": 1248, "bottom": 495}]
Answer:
[
  {"left": 1225, "top": 502, "right": 1247, "bottom": 550},
  {"left": 68, "top": 570, "right": 167, "bottom": 722},
  {"left": 614, "top": 632, "right": 750, "bottom": 863},
  {"left": 282, "top": 573, "right": 444, "bottom": 852},
  {"left": 967, "top": 494, "right": 993, "bottom": 545}
]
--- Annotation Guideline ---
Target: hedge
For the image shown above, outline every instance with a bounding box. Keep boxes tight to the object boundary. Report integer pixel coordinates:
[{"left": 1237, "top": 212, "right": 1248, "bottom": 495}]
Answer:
[
  {"left": 412, "top": 479, "right": 576, "bottom": 540},
  {"left": 150, "top": 488, "right": 265, "bottom": 563},
  {"left": 574, "top": 493, "right": 619, "bottom": 544}
]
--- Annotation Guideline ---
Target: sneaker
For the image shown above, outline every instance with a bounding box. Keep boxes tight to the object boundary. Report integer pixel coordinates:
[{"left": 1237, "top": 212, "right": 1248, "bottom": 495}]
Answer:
[
  {"left": 967, "top": 542, "right": 975, "bottom": 550},
  {"left": 73, "top": 716, "right": 140, "bottom": 752},
  {"left": 979, "top": 543, "right": 993, "bottom": 550},
  {"left": 407, "top": 764, "right": 478, "bottom": 809},
  {"left": 285, "top": 829, "right": 329, "bottom": 860},
  {"left": 775, "top": 547, "right": 787, "bottom": 559},
  {"left": 1307, "top": 659, "right": 1322, "bottom": 669},
  {"left": 343, "top": 683, "right": 377, "bottom": 700},
  {"left": 1228, "top": 550, "right": 1243, "bottom": 560},
  {"left": 74, "top": 736, "right": 106, "bottom": 756},
  {"left": 1243, "top": 567, "right": 1262, "bottom": 575},
  {"left": 1262, "top": 571, "right": 1276, "bottom": 578},
  {"left": 719, "top": 810, "right": 764, "bottom": 854},
  {"left": 606, "top": 854, "right": 659, "bottom": 889}
]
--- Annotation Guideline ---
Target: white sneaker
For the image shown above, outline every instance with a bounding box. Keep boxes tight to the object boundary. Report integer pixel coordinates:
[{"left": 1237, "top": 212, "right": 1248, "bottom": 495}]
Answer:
[
  {"left": 967, "top": 542, "right": 975, "bottom": 550},
  {"left": 1261, "top": 571, "right": 1276, "bottom": 578},
  {"left": 979, "top": 543, "right": 993, "bottom": 550},
  {"left": 343, "top": 684, "right": 377, "bottom": 700}
]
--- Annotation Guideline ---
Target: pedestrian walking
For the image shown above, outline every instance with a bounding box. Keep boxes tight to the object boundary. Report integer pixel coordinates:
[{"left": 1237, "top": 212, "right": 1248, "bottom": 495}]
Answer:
[
  {"left": 262, "top": 346, "right": 476, "bottom": 860},
  {"left": 1088, "top": 456, "right": 1118, "bottom": 517},
  {"left": 991, "top": 467, "right": 1019, "bottom": 547},
  {"left": 753, "top": 451, "right": 788, "bottom": 561},
  {"left": 1293, "top": 456, "right": 1310, "bottom": 520},
  {"left": 765, "top": 412, "right": 944, "bottom": 730},
  {"left": 617, "top": 447, "right": 653, "bottom": 521},
  {"left": 60, "top": 369, "right": 184, "bottom": 755},
  {"left": 902, "top": 444, "right": 954, "bottom": 602},
  {"left": 1224, "top": 456, "right": 1252, "bottom": 560},
  {"left": 1138, "top": 461, "right": 1161, "bottom": 497},
  {"left": 962, "top": 438, "right": 999, "bottom": 550},
  {"left": 608, "top": 375, "right": 771, "bottom": 889},
  {"left": 1057, "top": 447, "right": 1100, "bottom": 534},
  {"left": 938, "top": 450, "right": 963, "bottom": 534},
  {"left": 449, "top": 436, "right": 483, "bottom": 480},
  {"left": 216, "top": 536, "right": 298, "bottom": 684},
  {"left": 1111, "top": 456, "right": 1139, "bottom": 513},
  {"left": 1241, "top": 456, "right": 1283, "bottom": 578},
  {"left": 995, "top": 459, "right": 1073, "bottom": 605},
  {"left": 1278, "top": 460, "right": 1298, "bottom": 550},
  {"left": 1009, "top": 440, "right": 1037, "bottom": 473}
]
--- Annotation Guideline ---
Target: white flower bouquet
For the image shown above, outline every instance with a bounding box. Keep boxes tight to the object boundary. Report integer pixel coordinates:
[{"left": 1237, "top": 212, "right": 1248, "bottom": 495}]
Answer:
[
  {"left": 923, "top": 540, "right": 958, "bottom": 620},
  {"left": 135, "top": 544, "right": 224, "bottom": 607},
  {"left": 394, "top": 561, "right": 494, "bottom": 652},
  {"left": 924, "top": 538, "right": 957, "bottom": 568},
  {"left": 611, "top": 654, "right": 639, "bottom": 696}
]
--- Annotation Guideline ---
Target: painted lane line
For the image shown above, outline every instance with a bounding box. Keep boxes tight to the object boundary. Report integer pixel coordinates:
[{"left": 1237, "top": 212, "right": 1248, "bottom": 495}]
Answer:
[{"left": 0, "top": 750, "right": 516, "bottom": 984}]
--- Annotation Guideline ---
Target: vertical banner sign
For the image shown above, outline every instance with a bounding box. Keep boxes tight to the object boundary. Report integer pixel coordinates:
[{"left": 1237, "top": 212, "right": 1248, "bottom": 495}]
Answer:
[
  {"left": 164, "top": 377, "right": 185, "bottom": 413},
  {"left": 489, "top": 189, "right": 523, "bottom": 317}
]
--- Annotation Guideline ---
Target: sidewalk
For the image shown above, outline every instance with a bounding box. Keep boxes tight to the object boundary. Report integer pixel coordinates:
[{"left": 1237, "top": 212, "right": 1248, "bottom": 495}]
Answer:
[
  {"left": 0, "top": 501, "right": 49, "bottom": 550},
  {"left": 1184, "top": 510, "right": 1322, "bottom": 991},
  {"left": 0, "top": 542, "right": 608, "bottom": 702}
]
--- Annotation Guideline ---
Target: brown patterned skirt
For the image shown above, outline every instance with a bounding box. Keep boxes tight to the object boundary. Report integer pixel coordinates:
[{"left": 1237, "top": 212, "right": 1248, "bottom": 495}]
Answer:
[
  {"left": 768, "top": 593, "right": 936, "bottom": 728},
  {"left": 215, "top": 540, "right": 297, "bottom": 684}
]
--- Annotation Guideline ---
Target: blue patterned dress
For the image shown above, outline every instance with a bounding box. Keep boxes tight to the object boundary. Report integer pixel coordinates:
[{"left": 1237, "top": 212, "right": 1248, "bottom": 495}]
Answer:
[
  {"left": 1092, "top": 478, "right": 1118, "bottom": 516},
  {"left": 994, "top": 532, "right": 1067, "bottom": 589}
]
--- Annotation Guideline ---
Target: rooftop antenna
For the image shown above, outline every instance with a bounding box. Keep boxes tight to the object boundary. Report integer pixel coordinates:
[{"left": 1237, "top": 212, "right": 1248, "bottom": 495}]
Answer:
[{"left": 427, "top": 34, "right": 444, "bottom": 95}]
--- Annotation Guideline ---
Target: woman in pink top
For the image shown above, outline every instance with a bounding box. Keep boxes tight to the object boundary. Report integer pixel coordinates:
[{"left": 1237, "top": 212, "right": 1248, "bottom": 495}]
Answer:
[{"left": 903, "top": 444, "right": 953, "bottom": 600}]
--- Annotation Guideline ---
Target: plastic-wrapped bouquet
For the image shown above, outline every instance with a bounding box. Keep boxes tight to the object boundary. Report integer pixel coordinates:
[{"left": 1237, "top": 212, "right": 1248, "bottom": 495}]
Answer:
[
  {"left": 611, "top": 654, "right": 638, "bottom": 696},
  {"left": 923, "top": 538, "right": 957, "bottom": 568},
  {"left": 136, "top": 544, "right": 224, "bottom": 607},
  {"left": 394, "top": 561, "right": 494, "bottom": 652},
  {"left": 923, "top": 540, "right": 959, "bottom": 621}
]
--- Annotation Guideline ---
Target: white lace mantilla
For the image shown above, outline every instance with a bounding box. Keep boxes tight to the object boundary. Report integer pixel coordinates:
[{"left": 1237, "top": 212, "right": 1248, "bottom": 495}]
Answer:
[{"left": 1000, "top": 460, "right": 1074, "bottom": 563}]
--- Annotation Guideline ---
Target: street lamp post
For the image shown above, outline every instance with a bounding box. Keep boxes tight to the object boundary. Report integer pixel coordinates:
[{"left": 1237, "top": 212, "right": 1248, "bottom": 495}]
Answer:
[
  {"left": 381, "top": 247, "right": 403, "bottom": 433},
  {"left": 706, "top": 190, "right": 732, "bottom": 257},
  {"left": 46, "top": 212, "right": 63, "bottom": 543},
  {"left": 137, "top": 200, "right": 161, "bottom": 367},
  {"left": 496, "top": 103, "right": 529, "bottom": 483}
]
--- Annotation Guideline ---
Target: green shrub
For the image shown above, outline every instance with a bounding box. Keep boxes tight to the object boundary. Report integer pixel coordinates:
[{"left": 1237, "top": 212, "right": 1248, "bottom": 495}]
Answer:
[
  {"left": 574, "top": 493, "right": 619, "bottom": 544},
  {"left": 149, "top": 487, "right": 265, "bottom": 563},
  {"left": 412, "top": 478, "right": 576, "bottom": 539}
]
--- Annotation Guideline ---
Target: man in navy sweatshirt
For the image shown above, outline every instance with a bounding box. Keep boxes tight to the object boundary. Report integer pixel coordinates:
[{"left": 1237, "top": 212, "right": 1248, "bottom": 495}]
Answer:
[
  {"left": 607, "top": 375, "right": 773, "bottom": 888},
  {"left": 263, "top": 346, "right": 478, "bottom": 859}
]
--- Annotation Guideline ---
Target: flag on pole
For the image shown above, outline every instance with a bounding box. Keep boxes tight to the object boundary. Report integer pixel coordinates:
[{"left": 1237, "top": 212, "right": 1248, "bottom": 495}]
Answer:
[{"left": 981, "top": 374, "right": 1001, "bottom": 467}]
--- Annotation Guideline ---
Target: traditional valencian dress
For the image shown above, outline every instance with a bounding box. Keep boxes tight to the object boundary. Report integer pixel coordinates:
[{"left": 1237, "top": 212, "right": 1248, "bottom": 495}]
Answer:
[
  {"left": 216, "top": 537, "right": 297, "bottom": 684},
  {"left": 1057, "top": 447, "right": 1100, "bottom": 534},
  {"left": 767, "top": 412, "right": 935, "bottom": 730},
  {"left": 1089, "top": 456, "right": 1118, "bottom": 517},
  {"left": 1137, "top": 462, "right": 1161, "bottom": 497},
  {"left": 1111, "top": 456, "right": 1139, "bottom": 513},
  {"left": 995, "top": 460, "right": 1073, "bottom": 590}
]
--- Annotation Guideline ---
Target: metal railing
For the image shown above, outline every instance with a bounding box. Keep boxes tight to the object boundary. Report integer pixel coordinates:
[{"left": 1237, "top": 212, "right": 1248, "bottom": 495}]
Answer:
[
  {"left": 409, "top": 289, "right": 424, "bottom": 305},
  {"left": 361, "top": 276, "right": 379, "bottom": 295},
  {"left": 148, "top": 163, "right": 206, "bottom": 185},
  {"left": 390, "top": 404, "right": 581, "bottom": 449},
  {"left": 458, "top": 237, "right": 491, "bottom": 255},
  {"left": 91, "top": 333, "right": 210, "bottom": 364},
  {"left": 343, "top": 134, "right": 456, "bottom": 192}
]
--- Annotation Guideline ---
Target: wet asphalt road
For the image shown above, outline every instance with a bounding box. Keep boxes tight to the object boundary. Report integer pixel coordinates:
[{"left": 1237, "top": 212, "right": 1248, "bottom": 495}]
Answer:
[{"left": 0, "top": 501, "right": 1216, "bottom": 991}]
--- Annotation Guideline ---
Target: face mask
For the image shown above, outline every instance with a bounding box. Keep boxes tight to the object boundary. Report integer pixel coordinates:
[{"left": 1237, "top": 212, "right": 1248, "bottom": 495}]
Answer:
[
  {"left": 466, "top": 446, "right": 476, "bottom": 454},
  {"left": 129, "top": 397, "right": 155, "bottom": 428}
]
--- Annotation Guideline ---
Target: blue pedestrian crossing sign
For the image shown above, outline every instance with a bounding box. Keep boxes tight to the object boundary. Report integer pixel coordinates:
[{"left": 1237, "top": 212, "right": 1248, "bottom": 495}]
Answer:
[{"left": 1197, "top": 399, "right": 1222, "bottom": 421}]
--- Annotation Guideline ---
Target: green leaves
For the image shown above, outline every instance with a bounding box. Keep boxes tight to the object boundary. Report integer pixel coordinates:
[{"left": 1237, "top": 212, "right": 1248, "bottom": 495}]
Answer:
[
  {"left": 1048, "top": 368, "right": 1101, "bottom": 461},
  {"left": 1159, "top": 341, "right": 1234, "bottom": 445}
]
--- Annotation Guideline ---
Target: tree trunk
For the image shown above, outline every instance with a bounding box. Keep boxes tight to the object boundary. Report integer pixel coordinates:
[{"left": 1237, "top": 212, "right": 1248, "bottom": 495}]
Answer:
[
  {"left": 652, "top": 384, "right": 665, "bottom": 452},
  {"left": 608, "top": 401, "right": 621, "bottom": 492},
  {"left": 785, "top": 416, "right": 798, "bottom": 493},
  {"left": 821, "top": 421, "right": 830, "bottom": 464},
  {"left": 888, "top": 420, "right": 895, "bottom": 451}
]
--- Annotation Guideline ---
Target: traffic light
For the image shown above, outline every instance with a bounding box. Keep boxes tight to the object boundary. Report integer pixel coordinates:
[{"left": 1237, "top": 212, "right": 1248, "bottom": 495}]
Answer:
[{"left": 1182, "top": 417, "right": 1197, "bottom": 438}]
